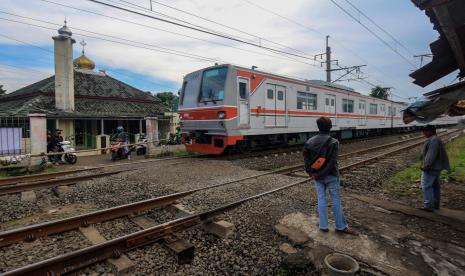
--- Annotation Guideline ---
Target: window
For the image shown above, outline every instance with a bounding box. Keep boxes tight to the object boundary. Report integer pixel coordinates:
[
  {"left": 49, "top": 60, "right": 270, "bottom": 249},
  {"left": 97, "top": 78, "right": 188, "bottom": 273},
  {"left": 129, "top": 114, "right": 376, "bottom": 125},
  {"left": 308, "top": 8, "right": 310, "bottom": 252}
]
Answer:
[
  {"left": 331, "top": 98, "right": 335, "bottom": 106},
  {"left": 325, "top": 98, "right": 329, "bottom": 106},
  {"left": 369, "top": 103, "right": 378, "bottom": 115},
  {"left": 342, "top": 99, "right": 354, "bottom": 113},
  {"left": 179, "top": 81, "right": 187, "bottom": 105},
  {"left": 297, "top": 92, "right": 317, "bottom": 110},
  {"left": 199, "top": 67, "right": 228, "bottom": 102},
  {"left": 393, "top": 107, "right": 397, "bottom": 115},
  {"left": 267, "top": 89, "right": 274, "bottom": 99},
  {"left": 277, "top": 91, "right": 284, "bottom": 101},
  {"left": 239, "top": 81, "right": 247, "bottom": 100},
  {"left": 388, "top": 106, "right": 392, "bottom": 116},
  {"left": 380, "top": 104, "right": 385, "bottom": 113}
]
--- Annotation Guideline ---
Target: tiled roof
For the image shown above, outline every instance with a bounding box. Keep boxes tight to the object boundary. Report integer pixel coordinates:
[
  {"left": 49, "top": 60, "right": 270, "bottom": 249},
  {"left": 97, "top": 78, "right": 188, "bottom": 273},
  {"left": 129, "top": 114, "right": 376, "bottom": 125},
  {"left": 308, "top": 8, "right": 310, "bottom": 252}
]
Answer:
[{"left": 0, "top": 70, "right": 168, "bottom": 118}]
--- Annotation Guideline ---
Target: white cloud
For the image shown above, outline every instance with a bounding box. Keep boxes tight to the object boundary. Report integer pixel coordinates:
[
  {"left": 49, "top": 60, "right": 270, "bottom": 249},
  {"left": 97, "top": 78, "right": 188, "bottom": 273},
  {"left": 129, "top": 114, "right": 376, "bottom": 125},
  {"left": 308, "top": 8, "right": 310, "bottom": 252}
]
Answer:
[{"left": 0, "top": 0, "right": 450, "bottom": 99}]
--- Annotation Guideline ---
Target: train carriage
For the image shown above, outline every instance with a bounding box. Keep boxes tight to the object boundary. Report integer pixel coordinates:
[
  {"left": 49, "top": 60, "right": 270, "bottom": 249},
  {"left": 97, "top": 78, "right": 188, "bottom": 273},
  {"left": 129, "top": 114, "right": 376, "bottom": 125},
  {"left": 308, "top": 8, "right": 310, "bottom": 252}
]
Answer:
[{"left": 178, "top": 64, "right": 457, "bottom": 154}]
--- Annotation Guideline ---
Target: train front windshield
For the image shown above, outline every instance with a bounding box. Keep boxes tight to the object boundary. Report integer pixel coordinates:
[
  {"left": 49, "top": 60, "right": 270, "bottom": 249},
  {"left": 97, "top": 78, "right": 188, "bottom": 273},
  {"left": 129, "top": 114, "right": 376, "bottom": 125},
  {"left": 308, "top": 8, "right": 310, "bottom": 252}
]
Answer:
[{"left": 199, "top": 67, "right": 228, "bottom": 102}]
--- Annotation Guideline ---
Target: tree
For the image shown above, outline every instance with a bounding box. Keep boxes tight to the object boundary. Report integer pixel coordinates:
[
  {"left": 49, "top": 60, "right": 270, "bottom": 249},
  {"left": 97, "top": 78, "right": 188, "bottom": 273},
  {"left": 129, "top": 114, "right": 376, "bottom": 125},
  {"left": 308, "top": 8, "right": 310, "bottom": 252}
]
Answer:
[
  {"left": 370, "top": 86, "right": 391, "bottom": 100},
  {"left": 155, "top": 91, "right": 179, "bottom": 112},
  {"left": 0, "top": 85, "right": 6, "bottom": 96}
]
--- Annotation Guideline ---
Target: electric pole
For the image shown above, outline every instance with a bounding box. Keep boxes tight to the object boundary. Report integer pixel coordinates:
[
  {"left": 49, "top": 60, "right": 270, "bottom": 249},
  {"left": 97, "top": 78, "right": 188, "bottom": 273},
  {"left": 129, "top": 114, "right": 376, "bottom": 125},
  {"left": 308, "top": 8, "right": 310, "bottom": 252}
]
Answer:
[{"left": 326, "top": 35, "right": 331, "bottom": 82}]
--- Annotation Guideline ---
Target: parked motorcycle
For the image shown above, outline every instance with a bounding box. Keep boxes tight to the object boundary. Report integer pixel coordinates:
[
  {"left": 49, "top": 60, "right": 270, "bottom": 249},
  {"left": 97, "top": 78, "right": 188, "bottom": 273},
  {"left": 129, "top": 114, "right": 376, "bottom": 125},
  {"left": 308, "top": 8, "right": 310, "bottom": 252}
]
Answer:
[
  {"left": 110, "top": 138, "right": 131, "bottom": 161},
  {"left": 57, "top": 140, "right": 78, "bottom": 164},
  {"left": 135, "top": 134, "right": 147, "bottom": 156}
]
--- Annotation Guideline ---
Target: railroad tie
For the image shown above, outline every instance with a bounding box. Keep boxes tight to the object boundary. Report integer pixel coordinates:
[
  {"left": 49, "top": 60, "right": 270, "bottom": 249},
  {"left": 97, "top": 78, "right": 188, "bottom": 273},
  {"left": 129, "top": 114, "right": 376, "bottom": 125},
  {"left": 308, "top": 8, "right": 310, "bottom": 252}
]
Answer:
[
  {"left": 79, "top": 226, "right": 135, "bottom": 275},
  {"left": 130, "top": 215, "right": 194, "bottom": 265},
  {"left": 169, "top": 203, "right": 235, "bottom": 239}
]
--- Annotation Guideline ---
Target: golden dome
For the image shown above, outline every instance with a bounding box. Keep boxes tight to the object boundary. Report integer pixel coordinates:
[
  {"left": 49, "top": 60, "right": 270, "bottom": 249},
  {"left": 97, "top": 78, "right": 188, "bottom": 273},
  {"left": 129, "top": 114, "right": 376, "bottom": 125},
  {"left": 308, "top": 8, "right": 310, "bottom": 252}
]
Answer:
[{"left": 73, "top": 54, "right": 95, "bottom": 70}]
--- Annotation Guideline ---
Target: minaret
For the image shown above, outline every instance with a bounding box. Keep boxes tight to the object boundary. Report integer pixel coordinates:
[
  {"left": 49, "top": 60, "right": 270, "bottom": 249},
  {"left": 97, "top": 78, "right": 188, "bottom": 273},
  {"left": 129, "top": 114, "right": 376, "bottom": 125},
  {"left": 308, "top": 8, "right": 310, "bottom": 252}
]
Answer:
[{"left": 53, "top": 20, "right": 75, "bottom": 111}]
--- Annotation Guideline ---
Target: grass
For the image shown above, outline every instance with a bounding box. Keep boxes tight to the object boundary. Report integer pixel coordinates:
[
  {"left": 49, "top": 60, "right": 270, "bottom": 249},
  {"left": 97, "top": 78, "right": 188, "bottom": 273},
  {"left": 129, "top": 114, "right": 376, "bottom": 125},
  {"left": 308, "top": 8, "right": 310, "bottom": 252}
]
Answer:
[{"left": 386, "top": 134, "right": 465, "bottom": 195}]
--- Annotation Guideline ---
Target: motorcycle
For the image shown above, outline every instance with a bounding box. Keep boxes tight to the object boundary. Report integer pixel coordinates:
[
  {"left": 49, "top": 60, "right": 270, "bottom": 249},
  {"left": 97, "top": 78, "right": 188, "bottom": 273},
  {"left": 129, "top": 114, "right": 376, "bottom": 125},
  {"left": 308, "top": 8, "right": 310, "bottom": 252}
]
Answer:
[
  {"left": 135, "top": 134, "right": 147, "bottom": 156},
  {"left": 57, "top": 140, "right": 78, "bottom": 164},
  {"left": 110, "top": 138, "right": 131, "bottom": 161}
]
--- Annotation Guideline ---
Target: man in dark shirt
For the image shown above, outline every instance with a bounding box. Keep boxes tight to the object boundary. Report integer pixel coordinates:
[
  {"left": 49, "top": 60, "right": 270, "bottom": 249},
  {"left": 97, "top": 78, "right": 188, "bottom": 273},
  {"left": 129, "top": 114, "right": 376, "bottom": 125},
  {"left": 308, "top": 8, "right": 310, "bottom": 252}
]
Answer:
[
  {"left": 303, "top": 117, "right": 356, "bottom": 234},
  {"left": 420, "top": 125, "right": 450, "bottom": 211}
]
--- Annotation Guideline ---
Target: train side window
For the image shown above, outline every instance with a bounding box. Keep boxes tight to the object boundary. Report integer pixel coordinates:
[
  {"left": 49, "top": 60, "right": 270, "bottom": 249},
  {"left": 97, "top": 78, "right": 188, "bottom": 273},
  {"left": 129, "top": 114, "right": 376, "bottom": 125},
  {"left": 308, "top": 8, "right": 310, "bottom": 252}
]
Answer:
[
  {"left": 325, "top": 98, "right": 329, "bottom": 106},
  {"left": 239, "top": 81, "right": 247, "bottom": 100},
  {"left": 297, "top": 92, "right": 317, "bottom": 110},
  {"left": 331, "top": 99, "right": 335, "bottom": 106},
  {"left": 179, "top": 81, "right": 187, "bottom": 105},
  {"left": 342, "top": 99, "right": 354, "bottom": 113},
  {"left": 277, "top": 91, "right": 284, "bottom": 101},
  {"left": 267, "top": 89, "right": 274, "bottom": 99},
  {"left": 369, "top": 103, "right": 378, "bottom": 115}
]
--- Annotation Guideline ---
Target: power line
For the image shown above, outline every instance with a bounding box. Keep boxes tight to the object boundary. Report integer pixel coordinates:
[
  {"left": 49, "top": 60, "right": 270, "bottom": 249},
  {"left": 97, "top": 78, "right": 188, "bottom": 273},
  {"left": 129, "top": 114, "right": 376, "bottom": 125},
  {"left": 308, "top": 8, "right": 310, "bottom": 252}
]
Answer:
[
  {"left": 81, "top": 0, "right": 320, "bottom": 61},
  {"left": 241, "top": 0, "right": 413, "bottom": 98},
  {"left": 146, "top": 0, "right": 309, "bottom": 56},
  {"left": 343, "top": 0, "right": 416, "bottom": 57},
  {"left": 329, "top": 0, "right": 416, "bottom": 68}
]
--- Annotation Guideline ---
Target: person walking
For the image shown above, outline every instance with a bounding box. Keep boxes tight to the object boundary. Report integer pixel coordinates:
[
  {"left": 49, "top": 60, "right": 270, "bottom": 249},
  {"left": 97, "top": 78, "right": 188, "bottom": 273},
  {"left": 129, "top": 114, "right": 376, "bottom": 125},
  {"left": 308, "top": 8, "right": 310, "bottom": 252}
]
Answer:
[
  {"left": 420, "top": 125, "right": 450, "bottom": 211},
  {"left": 303, "top": 117, "right": 356, "bottom": 234}
]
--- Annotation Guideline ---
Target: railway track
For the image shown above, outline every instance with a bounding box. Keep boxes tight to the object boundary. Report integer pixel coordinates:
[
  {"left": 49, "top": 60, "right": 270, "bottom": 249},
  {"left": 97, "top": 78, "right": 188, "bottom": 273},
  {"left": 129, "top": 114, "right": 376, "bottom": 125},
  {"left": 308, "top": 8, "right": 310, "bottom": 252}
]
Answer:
[
  {"left": 0, "top": 131, "right": 432, "bottom": 196},
  {"left": 1, "top": 128, "right": 461, "bottom": 275}
]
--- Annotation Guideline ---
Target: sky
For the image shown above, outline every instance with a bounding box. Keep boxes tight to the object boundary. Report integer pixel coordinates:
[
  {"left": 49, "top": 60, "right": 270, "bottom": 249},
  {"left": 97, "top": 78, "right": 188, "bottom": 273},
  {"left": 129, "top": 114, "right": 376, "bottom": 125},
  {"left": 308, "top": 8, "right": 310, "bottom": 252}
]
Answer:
[{"left": 0, "top": 0, "right": 459, "bottom": 101}]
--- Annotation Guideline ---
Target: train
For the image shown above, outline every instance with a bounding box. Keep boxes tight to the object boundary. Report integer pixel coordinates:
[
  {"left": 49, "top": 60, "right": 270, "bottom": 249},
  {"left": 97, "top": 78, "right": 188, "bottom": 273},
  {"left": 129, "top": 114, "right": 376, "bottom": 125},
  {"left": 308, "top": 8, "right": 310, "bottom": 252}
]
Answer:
[{"left": 178, "top": 64, "right": 458, "bottom": 154}]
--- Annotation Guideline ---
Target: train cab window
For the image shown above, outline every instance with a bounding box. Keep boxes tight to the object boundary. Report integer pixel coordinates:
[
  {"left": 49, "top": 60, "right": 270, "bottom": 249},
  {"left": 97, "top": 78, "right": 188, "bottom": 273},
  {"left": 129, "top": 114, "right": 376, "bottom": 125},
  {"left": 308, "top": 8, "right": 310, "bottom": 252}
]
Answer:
[
  {"left": 267, "top": 89, "right": 274, "bottom": 99},
  {"left": 179, "top": 81, "right": 187, "bottom": 105},
  {"left": 342, "top": 99, "right": 354, "bottom": 113},
  {"left": 277, "top": 91, "right": 284, "bottom": 101},
  {"left": 239, "top": 81, "right": 247, "bottom": 100},
  {"left": 199, "top": 67, "right": 228, "bottom": 102},
  {"left": 297, "top": 92, "right": 317, "bottom": 110},
  {"left": 369, "top": 103, "right": 378, "bottom": 115}
]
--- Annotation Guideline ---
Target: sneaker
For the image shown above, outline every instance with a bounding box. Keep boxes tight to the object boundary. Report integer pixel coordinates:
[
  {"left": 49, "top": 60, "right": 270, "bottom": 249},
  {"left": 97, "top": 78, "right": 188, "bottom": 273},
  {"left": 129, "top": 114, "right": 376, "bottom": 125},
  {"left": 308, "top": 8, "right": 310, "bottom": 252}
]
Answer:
[
  {"left": 335, "top": 227, "right": 358, "bottom": 236},
  {"left": 419, "top": 207, "right": 434, "bottom": 212},
  {"left": 319, "top": 228, "right": 329, "bottom": 233}
]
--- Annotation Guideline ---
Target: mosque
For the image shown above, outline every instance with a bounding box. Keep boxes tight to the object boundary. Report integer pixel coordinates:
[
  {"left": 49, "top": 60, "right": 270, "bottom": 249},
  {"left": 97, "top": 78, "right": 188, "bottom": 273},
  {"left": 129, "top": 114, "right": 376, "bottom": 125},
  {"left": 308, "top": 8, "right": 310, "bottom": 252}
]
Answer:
[{"left": 0, "top": 22, "right": 171, "bottom": 155}]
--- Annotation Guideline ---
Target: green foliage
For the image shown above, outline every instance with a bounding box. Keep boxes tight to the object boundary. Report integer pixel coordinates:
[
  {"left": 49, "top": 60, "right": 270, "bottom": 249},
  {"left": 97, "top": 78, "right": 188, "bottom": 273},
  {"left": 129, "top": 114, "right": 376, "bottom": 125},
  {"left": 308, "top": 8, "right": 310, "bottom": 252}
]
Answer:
[
  {"left": 386, "top": 135, "right": 465, "bottom": 195},
  {"left": 155, "top": 91, "right": 179, "bottom": 111},
  {"left": 0, "top": 84, "right": 6, "bottom": 96},
  {"left": 370, "top": 86, "right": 391, "bottom": 100}
]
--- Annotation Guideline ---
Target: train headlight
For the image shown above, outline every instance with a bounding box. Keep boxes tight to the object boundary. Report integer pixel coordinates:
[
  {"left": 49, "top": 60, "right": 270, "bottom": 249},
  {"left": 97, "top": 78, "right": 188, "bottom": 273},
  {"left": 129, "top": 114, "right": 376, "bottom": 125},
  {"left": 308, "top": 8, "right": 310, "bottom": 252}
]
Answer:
[{"left": 217, "top": 111, "right": 226, "bottom": 119}]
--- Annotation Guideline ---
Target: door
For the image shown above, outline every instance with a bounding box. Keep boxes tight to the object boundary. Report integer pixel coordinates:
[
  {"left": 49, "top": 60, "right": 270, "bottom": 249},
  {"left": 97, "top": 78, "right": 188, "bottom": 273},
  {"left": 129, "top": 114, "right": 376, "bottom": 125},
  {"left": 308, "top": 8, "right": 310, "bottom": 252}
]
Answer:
[
  {"left": 325, "top": 94, "right": 336, "bottom": 125},
  {"left": 380, "top": 104, "right": 386, "bottom": 125},
  {"left": 358, "top": 100, "right": 366, "bottom": 126},
  {"left": 265, "top": 84, "right": 287, "bottom": 127},
  {"left": 275, "top": 85, "right": 286, "bottom": 127},
  {"left": 238, "top": 78, "right": 250, "bottom": 128},
  {"left": 265, "top": 84, "right": 276, "bottom": 127}
]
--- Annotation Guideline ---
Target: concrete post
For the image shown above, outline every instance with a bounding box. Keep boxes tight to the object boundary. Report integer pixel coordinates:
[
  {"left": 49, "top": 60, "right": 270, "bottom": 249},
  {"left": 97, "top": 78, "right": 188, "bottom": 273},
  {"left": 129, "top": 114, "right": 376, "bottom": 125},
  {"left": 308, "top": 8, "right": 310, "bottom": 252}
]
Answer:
[
  {"left": 28, "top": 114, "right": 47, "bottom": 165},
  {"left": 145, "top": 117, "right": 158, "bottom": 155}
]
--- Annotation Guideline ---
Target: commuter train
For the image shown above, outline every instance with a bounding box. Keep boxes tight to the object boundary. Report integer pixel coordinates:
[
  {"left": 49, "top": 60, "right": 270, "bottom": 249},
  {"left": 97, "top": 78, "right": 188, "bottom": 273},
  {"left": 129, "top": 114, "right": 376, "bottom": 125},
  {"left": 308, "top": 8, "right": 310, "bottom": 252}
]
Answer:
[{"left": 178, "top": 64, "right": 457, "bottom": 154}]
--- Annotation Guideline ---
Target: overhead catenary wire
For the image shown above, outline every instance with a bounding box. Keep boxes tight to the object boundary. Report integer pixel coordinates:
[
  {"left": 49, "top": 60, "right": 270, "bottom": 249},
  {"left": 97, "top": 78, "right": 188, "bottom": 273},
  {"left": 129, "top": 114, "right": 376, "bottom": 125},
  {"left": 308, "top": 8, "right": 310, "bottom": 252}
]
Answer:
[
  {"left": 329, "top": 0, "right": 417, "bottom": 68},
  {"left": 343, "top": 0, "right": 416, "bottom": 57},
  {"left": 80, "top": 0, "right": 321, "bottom": 61}
]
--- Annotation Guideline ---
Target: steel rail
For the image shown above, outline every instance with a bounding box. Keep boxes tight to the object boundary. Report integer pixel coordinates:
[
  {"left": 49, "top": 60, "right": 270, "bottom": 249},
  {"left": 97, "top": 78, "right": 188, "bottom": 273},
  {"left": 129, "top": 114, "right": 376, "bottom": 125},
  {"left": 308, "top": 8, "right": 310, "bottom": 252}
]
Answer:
[
  {"left": 0, "top": 155, "right": 195, "bottom": 186},
  {"left": 5, "top": 129, "right": 461, "bottom": 275},
  {"left": 0, "top": 129, "right": 458, "bottom": 248}
]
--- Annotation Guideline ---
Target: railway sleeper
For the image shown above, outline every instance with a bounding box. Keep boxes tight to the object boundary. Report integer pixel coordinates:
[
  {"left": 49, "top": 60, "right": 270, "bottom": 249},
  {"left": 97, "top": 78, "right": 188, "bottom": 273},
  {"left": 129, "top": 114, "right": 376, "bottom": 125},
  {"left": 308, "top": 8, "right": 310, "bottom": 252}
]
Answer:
[
  {"left": 79, "top": 226, "right": 135, "bottom": 276},
  {"left": 131, "top": 215, "right": 195, "bottom": 265}
]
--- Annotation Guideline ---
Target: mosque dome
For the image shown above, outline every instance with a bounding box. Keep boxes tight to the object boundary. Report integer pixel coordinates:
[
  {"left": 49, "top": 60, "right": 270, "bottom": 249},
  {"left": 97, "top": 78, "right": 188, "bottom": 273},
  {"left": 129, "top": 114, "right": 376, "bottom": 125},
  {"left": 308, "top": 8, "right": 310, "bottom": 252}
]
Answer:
[
  {"left": 58, "top": 22, "right": 72, "bottom": 37},
  {"left": 74, "top": 54, "right": 95, "bottom": 70}
]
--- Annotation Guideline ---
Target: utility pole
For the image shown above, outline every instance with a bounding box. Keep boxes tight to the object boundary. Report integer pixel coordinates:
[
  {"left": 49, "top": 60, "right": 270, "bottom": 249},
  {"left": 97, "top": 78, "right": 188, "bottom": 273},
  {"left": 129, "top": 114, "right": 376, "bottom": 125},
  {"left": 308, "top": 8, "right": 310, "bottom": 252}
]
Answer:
[{"left": 326, "top": 35, "right": 331, "bottom": 82}]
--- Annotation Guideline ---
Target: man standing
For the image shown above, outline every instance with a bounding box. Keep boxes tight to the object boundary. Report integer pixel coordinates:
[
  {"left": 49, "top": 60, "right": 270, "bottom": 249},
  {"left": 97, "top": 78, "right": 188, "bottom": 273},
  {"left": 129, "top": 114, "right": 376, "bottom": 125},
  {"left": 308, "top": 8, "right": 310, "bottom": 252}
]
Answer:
[
  {"left": 421, "top": 125, "right": 450, "bottom": 211},
  {"left": 303, "top": 117, "right": 356, "bottom": 234}
]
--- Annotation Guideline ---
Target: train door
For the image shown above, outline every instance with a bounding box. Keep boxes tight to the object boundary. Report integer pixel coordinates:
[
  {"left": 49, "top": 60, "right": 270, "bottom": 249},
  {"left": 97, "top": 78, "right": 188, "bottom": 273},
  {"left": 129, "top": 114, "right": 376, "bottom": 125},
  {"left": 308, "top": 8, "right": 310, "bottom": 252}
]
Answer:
[
  {"left": 265, "top": 84, "right": 276, "bottom": 127},
  {"left": 275, "top": 85, "right": 286, "bottom": 127},
  {"left": 358, "top": 100, "right": 366, "bottom": 126},
  {"left": 237, "top": 78, "right": 250, "bottom": 128},
  {"left": 325, "top": 94, "right": 336, "bottom": 125},
  {"left": 380, "top": 104, "right": 386, "bottom": 125}
]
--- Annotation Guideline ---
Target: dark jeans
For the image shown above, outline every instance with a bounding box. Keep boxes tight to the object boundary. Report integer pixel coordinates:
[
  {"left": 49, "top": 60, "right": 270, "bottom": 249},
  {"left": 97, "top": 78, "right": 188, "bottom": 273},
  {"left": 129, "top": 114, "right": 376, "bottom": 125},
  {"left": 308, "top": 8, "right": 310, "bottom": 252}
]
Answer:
[{"left": 421, "top": 171, "right": 441, "bottom": 209}]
